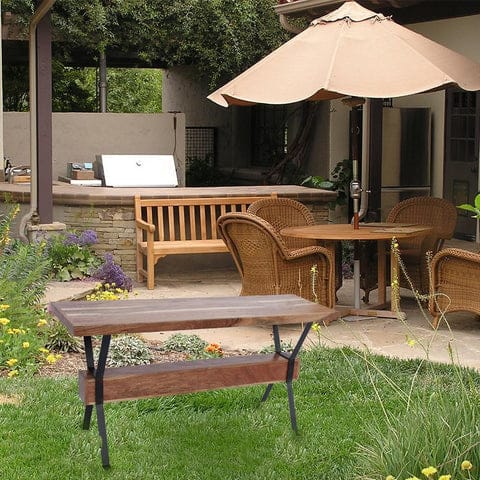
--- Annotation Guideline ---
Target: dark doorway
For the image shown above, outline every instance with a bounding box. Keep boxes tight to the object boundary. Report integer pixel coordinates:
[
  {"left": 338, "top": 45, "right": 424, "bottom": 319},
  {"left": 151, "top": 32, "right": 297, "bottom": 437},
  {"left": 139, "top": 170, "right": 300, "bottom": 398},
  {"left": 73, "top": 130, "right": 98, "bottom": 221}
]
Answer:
[{"left": 444, "top": 88, "right": 480, "bottom": 240}]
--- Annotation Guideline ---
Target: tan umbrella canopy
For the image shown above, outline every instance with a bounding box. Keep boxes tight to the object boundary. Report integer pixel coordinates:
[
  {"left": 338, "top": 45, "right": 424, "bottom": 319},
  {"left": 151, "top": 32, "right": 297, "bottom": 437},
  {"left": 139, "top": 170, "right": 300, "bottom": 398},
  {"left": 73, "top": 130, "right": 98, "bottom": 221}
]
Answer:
[
  {"left": 208, "top": 1, "right": 480, "bottom": 107},
  {"left": 208, "top": 0, "right": 480, "bottom": 310}
]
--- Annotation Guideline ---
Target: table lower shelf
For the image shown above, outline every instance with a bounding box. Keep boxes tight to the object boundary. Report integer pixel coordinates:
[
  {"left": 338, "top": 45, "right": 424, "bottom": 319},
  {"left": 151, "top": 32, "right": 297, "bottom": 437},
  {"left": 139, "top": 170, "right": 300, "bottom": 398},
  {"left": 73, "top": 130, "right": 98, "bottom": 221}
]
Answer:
[{"left": 79, "top": 353, "right": 299, "bottom": 405}]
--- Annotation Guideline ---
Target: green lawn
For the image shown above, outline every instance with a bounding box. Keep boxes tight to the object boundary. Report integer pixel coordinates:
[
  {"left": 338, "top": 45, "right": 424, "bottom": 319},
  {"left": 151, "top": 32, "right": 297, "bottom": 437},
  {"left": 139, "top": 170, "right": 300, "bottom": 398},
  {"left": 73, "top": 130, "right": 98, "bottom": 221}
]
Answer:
[{"left": 1, "top": 347, "right": 479, "bottom": 480}]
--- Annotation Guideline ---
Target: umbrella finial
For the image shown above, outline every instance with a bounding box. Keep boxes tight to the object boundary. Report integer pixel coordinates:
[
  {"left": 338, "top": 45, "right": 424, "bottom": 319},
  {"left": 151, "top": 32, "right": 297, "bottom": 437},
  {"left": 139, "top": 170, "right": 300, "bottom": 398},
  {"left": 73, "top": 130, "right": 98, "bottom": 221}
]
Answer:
[{"left": 312, "top": 1, "right": 389, "bottom": 25}]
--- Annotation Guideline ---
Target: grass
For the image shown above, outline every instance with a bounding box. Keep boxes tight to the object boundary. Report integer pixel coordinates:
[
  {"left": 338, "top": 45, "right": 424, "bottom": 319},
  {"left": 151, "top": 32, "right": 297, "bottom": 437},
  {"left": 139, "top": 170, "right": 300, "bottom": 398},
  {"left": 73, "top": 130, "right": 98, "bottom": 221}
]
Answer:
[{"left": 0, "top": 346, "right": 478, "bottom": 480}]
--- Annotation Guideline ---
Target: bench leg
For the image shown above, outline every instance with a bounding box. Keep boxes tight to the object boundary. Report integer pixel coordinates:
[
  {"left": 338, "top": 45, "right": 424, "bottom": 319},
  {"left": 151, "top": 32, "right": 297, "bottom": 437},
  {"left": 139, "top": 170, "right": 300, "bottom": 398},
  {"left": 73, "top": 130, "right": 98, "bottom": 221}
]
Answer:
[
  {"left": 260, "top": 383, "right": 274, "bottom": 402},
  {"left": 81, "top": 334, "right": 112, "bottom": 468},
  {"left": 286, "top": 381, "right": 297, "bottom": 433},
  {"left": 96, "top": 403, "right": 110, "bottom": 468},
  {"left": 260, "top": 322, "right": 312, "bottom": 433},
  {"left": 83, "top": 405, "right": 93, "bottom": 430}
]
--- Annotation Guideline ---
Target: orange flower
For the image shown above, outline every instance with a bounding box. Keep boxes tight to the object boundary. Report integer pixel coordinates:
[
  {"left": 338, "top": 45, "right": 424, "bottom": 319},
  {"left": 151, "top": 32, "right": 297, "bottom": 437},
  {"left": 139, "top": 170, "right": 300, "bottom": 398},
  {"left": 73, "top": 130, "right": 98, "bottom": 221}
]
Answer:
[{"left": 205, "top": 343, "right": 223, "bottom": 355}]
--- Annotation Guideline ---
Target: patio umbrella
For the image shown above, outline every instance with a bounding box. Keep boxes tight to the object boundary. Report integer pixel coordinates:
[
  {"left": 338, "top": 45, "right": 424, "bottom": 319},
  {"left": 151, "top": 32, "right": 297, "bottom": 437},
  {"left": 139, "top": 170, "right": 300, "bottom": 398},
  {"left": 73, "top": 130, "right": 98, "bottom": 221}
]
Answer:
[
  {"left": 208, "top": 0, "right": 480, "bottom": 225},
  {"left": 208, "top": 1, "right": 480, "bottom": 107},
  {"left": 208, "top": 0, "right": 480, "bottom": 311}
]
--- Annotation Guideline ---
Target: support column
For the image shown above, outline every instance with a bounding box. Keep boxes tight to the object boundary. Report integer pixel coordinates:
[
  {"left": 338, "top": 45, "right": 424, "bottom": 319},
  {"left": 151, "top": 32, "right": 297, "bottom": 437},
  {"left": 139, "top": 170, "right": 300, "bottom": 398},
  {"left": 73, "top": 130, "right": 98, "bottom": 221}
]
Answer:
[{"left": 36, "top": 11, "right": 53, "bottom": 223}]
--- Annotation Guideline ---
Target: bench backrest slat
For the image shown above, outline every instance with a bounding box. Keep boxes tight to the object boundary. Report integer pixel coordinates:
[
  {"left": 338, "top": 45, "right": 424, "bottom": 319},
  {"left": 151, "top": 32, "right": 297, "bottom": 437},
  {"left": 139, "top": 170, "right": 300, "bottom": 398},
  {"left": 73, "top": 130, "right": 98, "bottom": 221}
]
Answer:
[
  {"left": 168, "top": 206, "right": 176, "bottom": 241},
  {"left": 188, "top": 205, "right": 197, "bottom": 238},
  {"left": 210, "top": 204, "right": 217, "bottom": 239},
  {"left": 157, "top": 206, "right": 165, "bottom": 241},
  {"left": 135, "top": 194, "right": 278, "bottom": 242},
  {"left": 199, "top": 206, "right": 207, "bottom": 240}
]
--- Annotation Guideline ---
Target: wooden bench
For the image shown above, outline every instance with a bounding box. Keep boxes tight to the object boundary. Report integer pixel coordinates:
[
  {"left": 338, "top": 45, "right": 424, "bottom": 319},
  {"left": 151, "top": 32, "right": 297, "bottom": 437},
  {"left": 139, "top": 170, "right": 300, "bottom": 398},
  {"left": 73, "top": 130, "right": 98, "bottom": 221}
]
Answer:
[
  {"left": 49, "top": 294, "right": 339, "bottom": 467},
  {"left": 134, "top": 193, "right": 277, "bottom": 289}
]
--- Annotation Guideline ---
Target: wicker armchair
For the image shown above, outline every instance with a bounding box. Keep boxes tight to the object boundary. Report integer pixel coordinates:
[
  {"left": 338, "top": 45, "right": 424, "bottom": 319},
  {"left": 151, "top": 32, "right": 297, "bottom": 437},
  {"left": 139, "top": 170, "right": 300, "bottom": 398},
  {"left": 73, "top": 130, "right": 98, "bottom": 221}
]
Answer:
[
  {"left": 429, "top": 248, "right": 480, "bottom": 328},
  {"left": 217, "top": 212, "right": 335, "bottom": 308},
  {"left": 361, "top": 196, "right": 457, "bottom": 302},
  {"left": 247, "top": 197, "right": 342, "bottom": 292}
]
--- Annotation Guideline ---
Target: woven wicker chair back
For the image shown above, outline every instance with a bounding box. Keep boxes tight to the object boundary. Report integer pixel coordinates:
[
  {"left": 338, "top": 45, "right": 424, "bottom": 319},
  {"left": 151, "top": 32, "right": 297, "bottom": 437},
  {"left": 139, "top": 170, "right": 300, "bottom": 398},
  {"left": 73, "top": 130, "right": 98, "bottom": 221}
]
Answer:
[
  {"left": 247, "top": 198, "right": 317, "bottom": 250},
  {"left": 386, "top": 196, "right": 457, "bottom": 254},
  {"left": 217, "top": 212, "right": 334, "bottom": 306}
]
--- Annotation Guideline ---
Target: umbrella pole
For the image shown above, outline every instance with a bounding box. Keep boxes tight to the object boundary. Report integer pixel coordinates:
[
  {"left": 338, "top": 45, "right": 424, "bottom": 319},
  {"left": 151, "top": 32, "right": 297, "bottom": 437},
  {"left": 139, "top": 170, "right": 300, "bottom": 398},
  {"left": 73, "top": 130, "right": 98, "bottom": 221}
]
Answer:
[{"left": 349, "top": 106, "right": 362, "bottom": 230}]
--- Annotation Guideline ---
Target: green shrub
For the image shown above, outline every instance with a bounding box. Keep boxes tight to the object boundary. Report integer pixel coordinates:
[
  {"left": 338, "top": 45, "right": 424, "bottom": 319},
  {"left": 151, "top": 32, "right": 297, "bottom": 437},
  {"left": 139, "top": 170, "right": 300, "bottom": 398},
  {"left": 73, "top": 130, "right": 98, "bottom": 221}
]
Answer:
[
  {"left": 95, "top": 334, "right": 153, "bottom": 367},
  {"left": 0, "top": 204, "right": 56, "bottom": 376},
  {"left": 160, "top": 333, "right": 208, "bottom": 356},
  {"left": 44, "top": 319, "right": 83, "bottom": 353},
  {"left": 46, "top": 230, "right": 101, "bottom": 281}
]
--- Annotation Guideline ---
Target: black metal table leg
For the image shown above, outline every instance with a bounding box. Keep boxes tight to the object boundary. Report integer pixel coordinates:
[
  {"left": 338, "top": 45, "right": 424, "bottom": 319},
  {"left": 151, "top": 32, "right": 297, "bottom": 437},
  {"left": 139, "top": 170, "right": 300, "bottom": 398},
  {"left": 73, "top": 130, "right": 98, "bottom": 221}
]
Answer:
[
  {"left": 81, "top": 334, "right": 112, "bottom": 468},
  {"left": 261, "top": 325, "right": 282, "bottom": 403},
  {"left": 82, "top": 336, "right": 95, "bottom": 430},
  {"left": 96, "top": 335, "right": 111, "bottom": 468},
  {"left": 260, "top": 322, "right": 313, "bottom": 432}
]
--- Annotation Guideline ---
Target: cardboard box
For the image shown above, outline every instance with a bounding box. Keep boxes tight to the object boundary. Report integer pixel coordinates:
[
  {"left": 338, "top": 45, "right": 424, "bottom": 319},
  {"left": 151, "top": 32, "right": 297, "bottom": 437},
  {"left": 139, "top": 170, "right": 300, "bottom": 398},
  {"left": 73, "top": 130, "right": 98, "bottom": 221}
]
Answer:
[
  {"left": 11, "top": 175, "right": 31, "bottom": 184},
  {"left": 71, "top": 170, "right": 95, "bottom": 180}
]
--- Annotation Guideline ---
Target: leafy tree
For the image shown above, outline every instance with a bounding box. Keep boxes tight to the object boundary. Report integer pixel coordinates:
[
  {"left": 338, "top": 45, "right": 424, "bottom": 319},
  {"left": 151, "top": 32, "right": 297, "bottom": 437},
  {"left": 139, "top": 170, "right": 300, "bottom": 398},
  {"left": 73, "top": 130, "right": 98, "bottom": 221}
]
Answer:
[
  {"left": 4, "top": 0, "right": 289, "bottom": 89},
  {"left": 105, "top": 69, "right": 162, "bottom": 113}
]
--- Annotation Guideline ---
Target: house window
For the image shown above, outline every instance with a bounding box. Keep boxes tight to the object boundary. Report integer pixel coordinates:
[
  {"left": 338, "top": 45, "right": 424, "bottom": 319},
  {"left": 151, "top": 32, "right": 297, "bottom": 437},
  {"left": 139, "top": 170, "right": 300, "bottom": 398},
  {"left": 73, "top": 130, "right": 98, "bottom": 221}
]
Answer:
[
  {"left": 251, "top": 105, "right": 288, "bottom": 167},
  {"left": 449, "top": 90, "right": 477, "bottom": 163}
]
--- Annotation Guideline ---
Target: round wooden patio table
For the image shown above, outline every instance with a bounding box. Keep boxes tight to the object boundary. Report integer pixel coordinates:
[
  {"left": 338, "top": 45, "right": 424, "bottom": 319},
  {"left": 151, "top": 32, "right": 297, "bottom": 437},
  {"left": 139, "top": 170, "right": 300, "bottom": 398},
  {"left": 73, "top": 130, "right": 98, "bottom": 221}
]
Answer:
[{"left": 281, "top": 223, "right": 433, "bottom": 319}]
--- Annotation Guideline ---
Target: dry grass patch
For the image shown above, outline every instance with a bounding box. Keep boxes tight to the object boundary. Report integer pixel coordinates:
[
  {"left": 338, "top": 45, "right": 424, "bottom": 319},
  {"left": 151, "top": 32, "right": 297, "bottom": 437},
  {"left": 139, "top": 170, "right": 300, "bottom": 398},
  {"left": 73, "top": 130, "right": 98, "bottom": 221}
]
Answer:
[{"left": 0, "top": 393, "right": 22, "bottom": 405}]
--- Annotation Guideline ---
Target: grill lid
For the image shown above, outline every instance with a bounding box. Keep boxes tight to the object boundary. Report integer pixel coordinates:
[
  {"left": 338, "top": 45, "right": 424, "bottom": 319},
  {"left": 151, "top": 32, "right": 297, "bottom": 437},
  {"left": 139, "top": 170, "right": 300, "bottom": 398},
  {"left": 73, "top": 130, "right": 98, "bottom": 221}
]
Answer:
[{"left": 95, "top": 154, "right": 178, "bottom": 187}]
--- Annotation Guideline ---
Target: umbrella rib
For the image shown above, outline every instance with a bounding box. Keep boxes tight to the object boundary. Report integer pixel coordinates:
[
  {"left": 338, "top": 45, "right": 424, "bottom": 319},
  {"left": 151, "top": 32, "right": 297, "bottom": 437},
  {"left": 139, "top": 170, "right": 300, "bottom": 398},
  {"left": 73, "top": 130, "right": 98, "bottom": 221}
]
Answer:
[{"left": 323, "top": 22, "right": 346, "bottom": 94}]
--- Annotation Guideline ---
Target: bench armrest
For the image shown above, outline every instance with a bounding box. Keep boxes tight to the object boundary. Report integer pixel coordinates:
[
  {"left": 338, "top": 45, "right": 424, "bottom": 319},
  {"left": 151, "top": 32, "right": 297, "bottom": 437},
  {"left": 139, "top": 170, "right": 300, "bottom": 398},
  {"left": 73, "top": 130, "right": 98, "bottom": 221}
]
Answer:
[{"left": 135, "top": 218, "right": 155, "bottom": 233}]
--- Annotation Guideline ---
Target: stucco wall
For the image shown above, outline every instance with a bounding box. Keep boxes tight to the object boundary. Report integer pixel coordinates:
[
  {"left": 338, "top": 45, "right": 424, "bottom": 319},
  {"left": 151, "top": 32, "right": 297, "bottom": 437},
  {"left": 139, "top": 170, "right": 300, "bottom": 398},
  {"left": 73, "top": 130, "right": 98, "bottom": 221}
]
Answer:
[
  {"left": 395, "top": 14, "right": 480, "bottom": 197},
  {"left": 326, "top": 14, "right": 480, "bottom": 200},
  {"left": 162, "top": 66, "right": 240, "bottom": 169},
  {"left": 4, "top": 112, "right": 186, "bottom": 186}
]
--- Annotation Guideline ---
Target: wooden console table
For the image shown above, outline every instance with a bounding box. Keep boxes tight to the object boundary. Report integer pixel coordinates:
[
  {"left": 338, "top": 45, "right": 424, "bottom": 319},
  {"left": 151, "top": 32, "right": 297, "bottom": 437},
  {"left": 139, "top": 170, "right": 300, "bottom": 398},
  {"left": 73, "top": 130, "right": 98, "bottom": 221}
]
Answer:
[{"left": 49, "top": 294, "right": 339, "bottom": 467}]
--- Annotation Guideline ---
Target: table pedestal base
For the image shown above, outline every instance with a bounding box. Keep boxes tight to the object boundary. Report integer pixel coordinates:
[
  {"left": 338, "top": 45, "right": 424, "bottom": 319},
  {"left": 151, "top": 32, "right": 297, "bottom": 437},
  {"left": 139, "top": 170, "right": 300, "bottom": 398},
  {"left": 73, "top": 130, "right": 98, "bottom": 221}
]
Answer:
[{"left": 336, "top": 305, "right": 402, "bottom": 320}]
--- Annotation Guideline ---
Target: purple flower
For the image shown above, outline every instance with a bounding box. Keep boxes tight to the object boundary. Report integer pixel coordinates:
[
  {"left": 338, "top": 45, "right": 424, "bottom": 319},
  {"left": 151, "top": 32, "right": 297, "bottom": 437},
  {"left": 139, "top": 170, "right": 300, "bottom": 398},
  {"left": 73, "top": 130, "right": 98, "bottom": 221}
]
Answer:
[
  {"left": 94, "top": 253, "right": 133, "bottom": 291},
  {"left": 63, "top": 229, "right": 98, "bottom": 247},
  {"left": 79, "top": 230, "right": 98, "bottom": 246},
  {"left": 64, "top": 233, "right": 80, "bottom": 246}
]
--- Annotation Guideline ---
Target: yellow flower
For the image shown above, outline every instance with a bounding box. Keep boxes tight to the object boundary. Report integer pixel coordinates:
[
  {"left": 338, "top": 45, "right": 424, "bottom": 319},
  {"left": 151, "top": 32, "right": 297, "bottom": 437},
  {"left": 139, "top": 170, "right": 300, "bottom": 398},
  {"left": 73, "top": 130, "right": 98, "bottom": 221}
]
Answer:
[
  {"left": 406, "top": 335, "right": 417, "bottom": 347},
  {"left": 438, "top": 475, "right": 451, "bottom": 480},
  {"left": 7, "top": 369, "right": 19, "bottom": 378},
  {"left": 385, "top": 476, "right": 396, "bottom": 480},
  {"left": 461, "top": 460, "right": 473, "bottom": 471},
  {"left": 0, "top": 318, "right": 10, "bottom": 325},
  {"left": 405, "top": 477, "right": 420, "bottom": 480},
  {"left": 37, "top": 319, "right": 48, "bottom": 327},
  {"left": 38, "top": 347, "right": 49, "bottom": 354},
  {"left": 46, "top": 354, "right": 58, "bottom": 364},
  {"left": 311, "top": 322, "right": 320, "bottom": 332},
  {"left": 22, "top": 342, "right": 30, "bottom": 349},
  {"left": 6, "top": 358, "right": 18, "bottom": 367},
  {"left": 0, "top": 304, "right": 10, "bottom": 311},
  {"left": 421, "top": 466, "right": 438, "bottom": 477}
]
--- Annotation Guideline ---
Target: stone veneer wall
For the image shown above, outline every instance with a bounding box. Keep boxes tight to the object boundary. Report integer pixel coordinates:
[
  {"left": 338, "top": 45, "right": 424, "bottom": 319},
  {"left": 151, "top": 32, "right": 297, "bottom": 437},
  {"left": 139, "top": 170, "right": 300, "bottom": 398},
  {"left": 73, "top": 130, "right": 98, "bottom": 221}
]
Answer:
[{"left": 63, "top": 206, "right": 137, "bottom": 275}]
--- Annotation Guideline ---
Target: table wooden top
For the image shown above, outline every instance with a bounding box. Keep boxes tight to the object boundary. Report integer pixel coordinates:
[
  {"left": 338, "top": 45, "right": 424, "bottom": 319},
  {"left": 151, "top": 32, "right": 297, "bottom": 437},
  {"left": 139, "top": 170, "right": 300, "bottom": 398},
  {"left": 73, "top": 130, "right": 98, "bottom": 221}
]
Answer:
[
  {"left": 281, "top": 223, "right": 432, "bottom": 241},
  {"left": 49, "top": 294, "right": 340, "bottom": 336}
]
